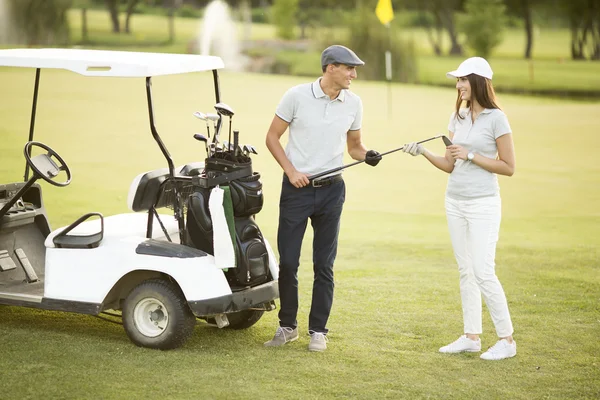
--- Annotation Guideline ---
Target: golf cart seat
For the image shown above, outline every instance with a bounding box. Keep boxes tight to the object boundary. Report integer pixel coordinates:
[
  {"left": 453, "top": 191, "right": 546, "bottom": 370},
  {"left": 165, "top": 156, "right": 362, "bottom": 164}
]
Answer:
[
  {"left": 45, "top": 213, "right": 179, "bottom": 249},
  {"left": 127, "top": 163, "right": 205, "bottom": 213}
]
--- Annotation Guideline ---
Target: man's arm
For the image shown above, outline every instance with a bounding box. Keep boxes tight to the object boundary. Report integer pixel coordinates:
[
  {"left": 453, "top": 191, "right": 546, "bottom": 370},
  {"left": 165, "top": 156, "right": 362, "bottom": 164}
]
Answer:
[
  {"left": 346, "top": 129, "right": 368, "bottom": 161},
  {"left": 265, "top": 115, "right": 310, "bottom": 188}
]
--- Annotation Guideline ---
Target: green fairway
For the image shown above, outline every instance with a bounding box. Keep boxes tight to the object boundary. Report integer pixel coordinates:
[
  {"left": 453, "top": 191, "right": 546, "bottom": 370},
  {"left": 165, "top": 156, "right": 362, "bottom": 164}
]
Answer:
[{"left": 0, "top": 65, "right": 599, "bottom": 399}]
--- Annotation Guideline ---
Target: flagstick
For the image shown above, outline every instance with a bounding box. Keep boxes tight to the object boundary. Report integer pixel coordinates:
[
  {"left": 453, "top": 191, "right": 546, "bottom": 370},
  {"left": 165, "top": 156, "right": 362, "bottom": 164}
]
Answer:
[{"left": 385, "top": 23, "right": 392, "bottom": 120}]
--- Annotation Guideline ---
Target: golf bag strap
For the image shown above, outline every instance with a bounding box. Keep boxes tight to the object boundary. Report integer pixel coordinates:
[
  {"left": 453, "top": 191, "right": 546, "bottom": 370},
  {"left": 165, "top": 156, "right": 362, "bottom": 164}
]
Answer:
[{"left": 193, "top": 166, "right": 252, "bottom": 187}]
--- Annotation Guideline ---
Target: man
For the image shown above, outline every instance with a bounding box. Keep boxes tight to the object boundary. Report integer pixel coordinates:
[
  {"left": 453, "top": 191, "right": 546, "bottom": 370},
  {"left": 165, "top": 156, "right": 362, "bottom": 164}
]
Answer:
[{"left": 264, "top": 45, "right": 382, "bottom": 352}]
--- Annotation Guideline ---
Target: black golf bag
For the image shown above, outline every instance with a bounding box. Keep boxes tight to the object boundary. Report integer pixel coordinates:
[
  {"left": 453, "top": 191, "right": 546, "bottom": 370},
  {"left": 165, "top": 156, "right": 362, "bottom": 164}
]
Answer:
[{"left": 186, "top": 156, "right": 269, "bottom": 288}]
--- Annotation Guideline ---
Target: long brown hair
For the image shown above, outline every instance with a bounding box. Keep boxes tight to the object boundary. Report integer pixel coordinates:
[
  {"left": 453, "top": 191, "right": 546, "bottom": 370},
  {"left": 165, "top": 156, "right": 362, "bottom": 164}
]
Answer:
[{"left": 454, "top": 74, "right": 501, "bottom": 120}]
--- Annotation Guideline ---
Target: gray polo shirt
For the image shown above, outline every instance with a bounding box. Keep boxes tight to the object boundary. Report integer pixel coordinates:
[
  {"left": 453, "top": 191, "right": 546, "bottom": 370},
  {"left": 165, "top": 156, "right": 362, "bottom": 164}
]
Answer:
[
  {"left": 275, "top": 78, "right": 363, "bottom": 176},
  {"left": 447, "top": 108, "right": 512, "bottom": 200}
]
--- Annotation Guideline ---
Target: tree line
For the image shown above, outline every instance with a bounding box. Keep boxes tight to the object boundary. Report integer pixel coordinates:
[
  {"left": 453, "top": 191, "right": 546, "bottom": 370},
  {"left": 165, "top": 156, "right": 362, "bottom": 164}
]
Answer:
[{"left": 2, "top": 0, "right": 599, "bottom": 61}]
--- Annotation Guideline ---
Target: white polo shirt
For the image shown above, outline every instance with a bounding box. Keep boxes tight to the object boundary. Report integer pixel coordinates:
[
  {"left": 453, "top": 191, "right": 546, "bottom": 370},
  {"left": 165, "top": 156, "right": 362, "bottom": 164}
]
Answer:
[
  {"left": 275, "top": 78, "right": 363, "bottom": 176},
  {"left": 447, "top": 108, "right": 512, "bottom": 200}
]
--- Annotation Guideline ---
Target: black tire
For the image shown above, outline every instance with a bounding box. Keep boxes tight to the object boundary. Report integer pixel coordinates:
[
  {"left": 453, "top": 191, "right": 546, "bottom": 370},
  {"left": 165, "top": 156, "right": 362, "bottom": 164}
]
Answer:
[
  {"left": 225, "top": 309, "right": 264, "bottom": 330},
  {"left": 122, "top": 279, "right": 196, "bottom": 350}
]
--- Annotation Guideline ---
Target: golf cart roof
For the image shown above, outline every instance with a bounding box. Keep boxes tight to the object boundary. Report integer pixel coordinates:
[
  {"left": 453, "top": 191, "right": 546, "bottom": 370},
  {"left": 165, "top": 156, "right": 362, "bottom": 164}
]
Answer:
[{"left": 0, "top": 48, "right": 224, "bottom": 77}]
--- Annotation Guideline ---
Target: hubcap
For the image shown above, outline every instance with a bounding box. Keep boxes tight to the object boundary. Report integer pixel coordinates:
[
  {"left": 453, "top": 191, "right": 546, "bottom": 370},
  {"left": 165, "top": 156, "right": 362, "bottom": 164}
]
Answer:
[{"left": 133, "top": 297, "right": 169, "bottom": 337}]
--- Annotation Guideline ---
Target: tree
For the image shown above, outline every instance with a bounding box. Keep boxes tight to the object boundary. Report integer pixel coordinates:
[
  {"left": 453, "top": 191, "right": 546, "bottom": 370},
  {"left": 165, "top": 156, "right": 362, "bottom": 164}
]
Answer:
[
  {"left": 271, "top": 0, "right": 298, "bottom": 40},
  {"left": 7, "top": 0, "right": 72, "bottom": 45},
  {"left": 343, "top": 5, "right": 418, "bottom": 83},
  {"left": 399, "top": 0, "right": 464, "bottom": 56},
  {"left": 558, "top": 0, "right": 600, "bottom": 60},
  {"left": 504, "top": 0, "right": 537, "bottom": 59},
  {"left": 461, "top": 0, "right": 506, "bottom": 58},
  {"left": 106, "top": 0, "right": 120, "bottom": 33},
  {"left": 125, "top": 0, "right": 141, "bottom": 34}
]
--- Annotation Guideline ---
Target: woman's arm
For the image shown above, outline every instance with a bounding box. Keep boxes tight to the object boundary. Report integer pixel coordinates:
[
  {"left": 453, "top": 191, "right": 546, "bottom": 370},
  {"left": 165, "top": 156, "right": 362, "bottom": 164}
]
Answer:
[
  {"left": 448, "top": 133, "right": 515, "bottom": 176},
  {"left": 420, "top": 131, "right": 456, "bottom": 173}
]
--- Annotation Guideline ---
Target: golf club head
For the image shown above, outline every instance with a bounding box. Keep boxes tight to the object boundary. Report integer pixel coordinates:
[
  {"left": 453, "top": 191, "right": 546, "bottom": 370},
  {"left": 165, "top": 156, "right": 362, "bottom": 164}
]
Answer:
[
  {"left": 193, "top": 133, "right": 207, "bottom": 142},
  {"left": 442, "top": 135, "right": 453, "bottom": 146},
  {"left": 193, "top": 111, "right": 207, "bottom": 121},
  {"left": 206, "top": 113, "right": 220, "bottom": 122},
  {"left": 214, "top": 102, "right": 235, "bottom": 117}
]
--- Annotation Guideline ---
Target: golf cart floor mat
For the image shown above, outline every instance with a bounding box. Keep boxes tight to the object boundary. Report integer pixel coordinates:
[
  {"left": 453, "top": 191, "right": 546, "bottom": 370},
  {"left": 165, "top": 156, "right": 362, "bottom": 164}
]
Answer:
[
  {"left": 15, "top": 248, "right": 38, "bottom": 282},
  {"left": 0, "top": 250, "right": 17, "bottom": 271}
]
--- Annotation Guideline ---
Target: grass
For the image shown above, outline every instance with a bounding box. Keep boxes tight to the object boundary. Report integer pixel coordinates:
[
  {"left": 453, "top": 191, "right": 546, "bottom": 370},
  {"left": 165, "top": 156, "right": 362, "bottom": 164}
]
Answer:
[{"left": 0, "top": 66, "right": 599, "bottom": 399}]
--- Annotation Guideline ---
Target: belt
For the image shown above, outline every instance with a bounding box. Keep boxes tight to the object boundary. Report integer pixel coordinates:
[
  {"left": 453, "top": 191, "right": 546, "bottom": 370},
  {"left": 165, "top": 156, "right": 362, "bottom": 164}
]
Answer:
[{"left": 310, "top": 174, "right": 343, "bottom": 188}]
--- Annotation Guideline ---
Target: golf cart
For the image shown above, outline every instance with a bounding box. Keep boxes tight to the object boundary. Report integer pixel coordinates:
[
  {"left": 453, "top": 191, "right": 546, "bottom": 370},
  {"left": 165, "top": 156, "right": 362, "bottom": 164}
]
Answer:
[{"left": 0, "top": 48, "right": 279, "bottom": 350}]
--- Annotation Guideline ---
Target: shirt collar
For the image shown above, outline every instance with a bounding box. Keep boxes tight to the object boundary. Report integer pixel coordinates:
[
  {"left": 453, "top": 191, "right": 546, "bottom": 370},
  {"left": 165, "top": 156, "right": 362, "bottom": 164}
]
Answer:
[
  {"left": 469, "top": 108, "right": 493, "bottom": 115},
  {"left": 311, "top": 78, "right": 345, "bottom": 102}
]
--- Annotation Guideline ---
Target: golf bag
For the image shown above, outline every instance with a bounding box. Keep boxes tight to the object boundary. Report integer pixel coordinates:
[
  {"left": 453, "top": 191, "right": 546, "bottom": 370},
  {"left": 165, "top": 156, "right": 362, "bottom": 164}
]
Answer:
[{"left": 186, "top": 157, "right": 269, "bottom": 288}]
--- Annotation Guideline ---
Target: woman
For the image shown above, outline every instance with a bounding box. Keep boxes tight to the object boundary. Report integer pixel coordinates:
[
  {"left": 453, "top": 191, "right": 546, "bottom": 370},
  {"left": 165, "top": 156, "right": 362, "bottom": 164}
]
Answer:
[{"left": 403, "top": 57, "right": 517, "bottom": 360}]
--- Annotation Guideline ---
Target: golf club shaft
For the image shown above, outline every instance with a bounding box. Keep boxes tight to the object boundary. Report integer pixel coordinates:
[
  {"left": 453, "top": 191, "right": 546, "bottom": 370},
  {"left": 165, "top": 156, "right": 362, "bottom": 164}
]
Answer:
[{"left": 308, "top": 135, "right": 443, "bottom": 181}]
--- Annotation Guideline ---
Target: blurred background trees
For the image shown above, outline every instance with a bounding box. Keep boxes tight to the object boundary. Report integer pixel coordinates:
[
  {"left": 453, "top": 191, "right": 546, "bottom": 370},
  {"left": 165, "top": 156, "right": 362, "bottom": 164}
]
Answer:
[
  {"left": 5, "top": 0, "right": 72, "bottom": 45},
  {"left": 11, "top": 0, "right": 593, "bottom": 61}
]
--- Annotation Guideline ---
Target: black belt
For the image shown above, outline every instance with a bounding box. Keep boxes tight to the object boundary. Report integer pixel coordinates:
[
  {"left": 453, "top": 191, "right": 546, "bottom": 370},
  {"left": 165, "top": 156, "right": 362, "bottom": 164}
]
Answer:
[
  {"left": 311, "top": 174, "right": 343, "bottom": 188},
  {"left": 283, "top": 174, "right": 343, "bottom": 188}
]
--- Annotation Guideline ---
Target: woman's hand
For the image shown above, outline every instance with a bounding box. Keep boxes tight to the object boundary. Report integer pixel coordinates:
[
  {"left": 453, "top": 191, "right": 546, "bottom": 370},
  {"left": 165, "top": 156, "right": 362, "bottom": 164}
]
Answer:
[{"left": 448, "top": 145, "right": 468, "bottom": 161}]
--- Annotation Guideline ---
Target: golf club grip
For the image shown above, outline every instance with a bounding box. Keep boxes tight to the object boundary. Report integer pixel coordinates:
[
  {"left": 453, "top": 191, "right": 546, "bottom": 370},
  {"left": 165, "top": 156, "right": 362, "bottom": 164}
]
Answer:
[{"left": 308, "top": 135, "right": 442, "bottom": 181}]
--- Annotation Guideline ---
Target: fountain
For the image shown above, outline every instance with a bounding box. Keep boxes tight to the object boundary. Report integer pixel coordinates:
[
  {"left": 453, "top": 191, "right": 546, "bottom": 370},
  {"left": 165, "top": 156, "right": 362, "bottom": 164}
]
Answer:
[{"left": 198, "top": 0, "right": 248, "bottom": 71}]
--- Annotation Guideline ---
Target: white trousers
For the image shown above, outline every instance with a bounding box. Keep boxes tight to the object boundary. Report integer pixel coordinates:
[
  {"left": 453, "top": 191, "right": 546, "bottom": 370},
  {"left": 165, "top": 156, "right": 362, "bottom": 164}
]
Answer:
[{"left": 445, "top": 195, "right": 514, "bottom": 338}]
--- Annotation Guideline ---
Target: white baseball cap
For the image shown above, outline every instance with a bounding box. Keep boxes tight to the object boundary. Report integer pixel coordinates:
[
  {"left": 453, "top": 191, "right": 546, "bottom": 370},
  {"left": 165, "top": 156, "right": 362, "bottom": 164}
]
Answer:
[{"left": 446, "top": 57, "right": 493, "bottom": 80}]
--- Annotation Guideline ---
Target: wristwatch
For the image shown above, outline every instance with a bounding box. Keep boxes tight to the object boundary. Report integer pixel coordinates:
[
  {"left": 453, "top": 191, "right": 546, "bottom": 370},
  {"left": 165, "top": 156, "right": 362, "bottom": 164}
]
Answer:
[{"left": 467, "top": 152, "right": 475, "bottom": 161}]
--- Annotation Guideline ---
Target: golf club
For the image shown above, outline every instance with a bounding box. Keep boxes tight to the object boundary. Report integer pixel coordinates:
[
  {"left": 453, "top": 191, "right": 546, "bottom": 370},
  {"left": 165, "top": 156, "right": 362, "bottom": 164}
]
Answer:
[
  {"left": 308, "top": 134, "right": 450, "bottom": 181},
  {"left": 193, "top": 111, "right": 211, "bottom": 139},
  {"left": 207, "top": 113, "right": 220, "bottom": 142},
  {"left": 233, "top": 130, "right": 240, "bottom": 158},
  {"left": 214, "top": 103, "right": 235, "bottom": 148},
  {"left": 193, "top": 133, "right": 209, "bottom": 156}
]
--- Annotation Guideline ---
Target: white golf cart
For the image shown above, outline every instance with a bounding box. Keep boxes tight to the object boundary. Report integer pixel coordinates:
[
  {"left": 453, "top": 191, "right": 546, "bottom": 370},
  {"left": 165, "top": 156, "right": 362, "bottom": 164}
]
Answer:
[{"left": 0, "top": 48, "right": 279, "bottom": 350}]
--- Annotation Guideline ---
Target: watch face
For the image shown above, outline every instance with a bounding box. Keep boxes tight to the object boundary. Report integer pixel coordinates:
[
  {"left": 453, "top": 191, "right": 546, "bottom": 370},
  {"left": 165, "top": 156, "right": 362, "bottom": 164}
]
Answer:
[{"left": 467, "top": 152, "right": 474, "bottom": 161}]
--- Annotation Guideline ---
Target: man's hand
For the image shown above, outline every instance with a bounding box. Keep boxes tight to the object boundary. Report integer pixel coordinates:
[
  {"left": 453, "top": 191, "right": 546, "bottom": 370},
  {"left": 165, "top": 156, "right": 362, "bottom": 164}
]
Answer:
[
  {"left": 402, "top": 142, "right": 424, "bottom": 156},
  {"left": 365, "top": 150, "right": 382, "bottom": 166},
  {"left": 286, "top": 170, "right": 310, "bottom": 188}
]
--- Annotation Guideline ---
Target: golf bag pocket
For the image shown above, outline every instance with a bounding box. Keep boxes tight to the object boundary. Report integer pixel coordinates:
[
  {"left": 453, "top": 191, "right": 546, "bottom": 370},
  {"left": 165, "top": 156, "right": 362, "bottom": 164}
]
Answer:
[
  {"left": 186, "top": 190, "right": 213, "bottom": 254},
  {"left": 228, "top": 217, "right": 269, "bottom": 287},
  {"left": 229, "top": 173, "right": 263, "bottom": 217}
]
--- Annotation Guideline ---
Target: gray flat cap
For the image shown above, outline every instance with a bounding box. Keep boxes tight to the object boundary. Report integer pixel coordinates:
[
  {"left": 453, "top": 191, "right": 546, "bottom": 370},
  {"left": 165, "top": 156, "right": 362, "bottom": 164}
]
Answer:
[{"left": 321, "top": 45, "right": 365, "bottom": 67}]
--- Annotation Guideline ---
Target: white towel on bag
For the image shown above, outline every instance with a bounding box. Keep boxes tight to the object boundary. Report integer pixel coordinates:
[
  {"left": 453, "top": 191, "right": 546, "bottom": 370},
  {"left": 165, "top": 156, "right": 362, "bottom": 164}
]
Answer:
[{"left": 208, "top": 186, "right": 235, "bottom": 269}]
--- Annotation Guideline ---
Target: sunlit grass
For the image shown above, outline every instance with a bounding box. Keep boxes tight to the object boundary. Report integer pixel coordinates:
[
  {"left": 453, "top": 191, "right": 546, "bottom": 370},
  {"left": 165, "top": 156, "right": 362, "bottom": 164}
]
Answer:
[{"left": 0, "top": 67, "right": 598, "bottom": 398}]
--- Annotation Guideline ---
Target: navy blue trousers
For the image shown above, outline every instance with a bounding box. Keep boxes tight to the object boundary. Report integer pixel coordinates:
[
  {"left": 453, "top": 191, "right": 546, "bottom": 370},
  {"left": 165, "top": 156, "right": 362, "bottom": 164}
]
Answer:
[{"left": 277, "top": 177, "right": 345, "bottom": 334}]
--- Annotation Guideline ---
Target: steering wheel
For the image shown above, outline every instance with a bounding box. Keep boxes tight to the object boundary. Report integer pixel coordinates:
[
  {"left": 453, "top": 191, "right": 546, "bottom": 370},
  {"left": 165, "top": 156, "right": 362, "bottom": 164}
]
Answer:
[{"left": 24, "top": 141, "right": 72, "bottom": 187}]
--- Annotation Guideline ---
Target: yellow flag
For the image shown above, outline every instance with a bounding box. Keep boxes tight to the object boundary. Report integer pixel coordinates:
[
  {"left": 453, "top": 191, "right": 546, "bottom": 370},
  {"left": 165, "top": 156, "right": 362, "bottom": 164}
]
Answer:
[{"left": 375, "top": 0, "right": 394, "bottom": 25}]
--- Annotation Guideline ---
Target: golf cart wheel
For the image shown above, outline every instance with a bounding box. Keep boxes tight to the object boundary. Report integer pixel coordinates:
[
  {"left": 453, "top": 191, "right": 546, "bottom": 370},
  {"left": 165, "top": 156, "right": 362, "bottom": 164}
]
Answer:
[
  {"left": 122, "top": 279, "right": 195, "bottom": 350},
  {"left": 225, "top": 310, "right": 264, "bottom": 330}
]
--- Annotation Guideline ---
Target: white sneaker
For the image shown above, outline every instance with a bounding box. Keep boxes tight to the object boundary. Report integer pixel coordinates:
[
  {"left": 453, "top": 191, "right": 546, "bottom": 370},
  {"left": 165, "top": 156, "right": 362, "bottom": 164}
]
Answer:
[
  {"left": 264, "top": 327, "right": 299, "bottom": 347},
  {"left": 308, "top": 332, "right": 328, "bottom": 352},
  {"left": 439, "top": 335, "right": 482, "bottom": 353},
  {"left": 480, "top": 339, "right": 517, "bottom": 360}
]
